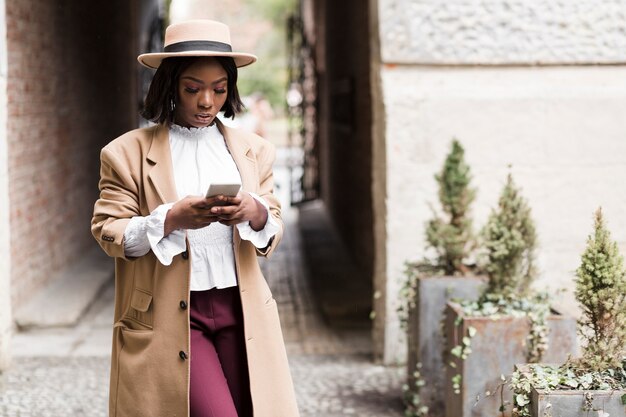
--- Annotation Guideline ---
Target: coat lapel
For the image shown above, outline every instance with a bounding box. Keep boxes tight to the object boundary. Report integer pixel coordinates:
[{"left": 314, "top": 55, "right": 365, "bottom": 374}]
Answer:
[
  {"left": 146, "top": 124, "right": 179, "bottom": 207},
  {"left": 145, "top": 121, "right": 256, "bottom": 212}
]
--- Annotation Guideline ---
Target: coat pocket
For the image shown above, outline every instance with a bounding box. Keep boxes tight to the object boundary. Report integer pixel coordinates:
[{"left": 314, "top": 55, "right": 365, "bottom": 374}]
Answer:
[
  {"left": 113, "top": 326, "right": 155, "bottom": 416},
  {"left": 123, "top": 287, "right": 154, "bottom": 330}
]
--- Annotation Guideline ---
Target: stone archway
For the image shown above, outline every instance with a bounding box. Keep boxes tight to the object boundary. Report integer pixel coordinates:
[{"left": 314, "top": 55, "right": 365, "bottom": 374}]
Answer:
[{"left": 0, "top": 0, "right": 164, "bottom": 367}]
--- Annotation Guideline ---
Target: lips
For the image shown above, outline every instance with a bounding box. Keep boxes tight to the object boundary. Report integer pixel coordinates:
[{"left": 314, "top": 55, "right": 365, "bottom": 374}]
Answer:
[{"left": 195, "top": 113, "right": 213, "bottom": 123}]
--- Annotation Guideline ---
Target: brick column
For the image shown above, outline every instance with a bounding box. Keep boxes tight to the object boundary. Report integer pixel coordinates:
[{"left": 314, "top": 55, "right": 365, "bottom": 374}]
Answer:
[{"left": 0, "top": 0, "right": 13, "bottom": 371}]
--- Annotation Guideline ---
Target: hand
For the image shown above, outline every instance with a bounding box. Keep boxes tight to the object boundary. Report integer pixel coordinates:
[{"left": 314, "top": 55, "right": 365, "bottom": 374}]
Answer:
[
  {"left": 164, "top": 195, "right": 225, "bottom": 235},
  {"left": 209, "top": 192, "right": 268, "bottom": 231}
]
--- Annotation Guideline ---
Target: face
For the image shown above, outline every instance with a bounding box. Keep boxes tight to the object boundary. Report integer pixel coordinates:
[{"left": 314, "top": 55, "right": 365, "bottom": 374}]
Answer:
[{"left": 174, "top": 57, "right": 228, "bottom": 128}]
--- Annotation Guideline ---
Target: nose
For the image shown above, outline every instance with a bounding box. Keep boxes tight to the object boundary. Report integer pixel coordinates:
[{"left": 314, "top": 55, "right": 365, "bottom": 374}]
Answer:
[{"left": 198, "top": 90, "right": 213, "bottom": 110}]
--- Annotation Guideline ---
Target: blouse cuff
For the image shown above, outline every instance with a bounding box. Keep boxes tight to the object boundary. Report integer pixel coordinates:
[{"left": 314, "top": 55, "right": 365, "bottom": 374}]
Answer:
[
  {"left": 146, "top": 202, "right": 187, "bottom": 265},
  {"left": 123, "top": 216, "right": 152, "bottom": 258},
  {"left": 236, "top": 192, "right": 280, "bottom": 249}
]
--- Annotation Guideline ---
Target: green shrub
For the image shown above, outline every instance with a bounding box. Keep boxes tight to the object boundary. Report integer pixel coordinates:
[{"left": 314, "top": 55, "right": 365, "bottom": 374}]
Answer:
[
  {"left": 575, "top": 208, "right": 626, "bottom": 370},
  {"left": 481, "top": 173, "right": 537, "bottom": 299},
  {"left": 424, "top": 139, "right": 477, "bottom": 275}
]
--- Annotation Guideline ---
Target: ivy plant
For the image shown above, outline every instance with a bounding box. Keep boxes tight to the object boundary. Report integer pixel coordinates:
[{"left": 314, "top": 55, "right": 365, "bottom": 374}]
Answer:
[{"left": 510, "top": 360, "right": 626, "bottom": 417}]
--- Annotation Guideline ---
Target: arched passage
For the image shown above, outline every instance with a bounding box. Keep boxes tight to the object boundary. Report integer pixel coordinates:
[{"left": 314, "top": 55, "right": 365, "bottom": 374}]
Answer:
[{"left": 0, "top": 0, "right": 164, "bottom": 366}]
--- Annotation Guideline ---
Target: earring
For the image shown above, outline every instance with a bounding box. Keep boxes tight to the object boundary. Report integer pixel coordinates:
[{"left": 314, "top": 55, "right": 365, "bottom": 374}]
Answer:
[{"left": 170, "top": 98, "right": 176, "bottom": 112}]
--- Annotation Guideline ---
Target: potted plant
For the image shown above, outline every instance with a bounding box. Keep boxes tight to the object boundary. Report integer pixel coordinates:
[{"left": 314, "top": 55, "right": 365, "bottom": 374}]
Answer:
[
  {"left": 401, "top": 139, "right": 486, "bottom": 417},
  {"left": 443, "top": 173, "right": 577, "bottom": 417},
  {"left": 510, "top": 208, "right": 626, "bottom": 417}
]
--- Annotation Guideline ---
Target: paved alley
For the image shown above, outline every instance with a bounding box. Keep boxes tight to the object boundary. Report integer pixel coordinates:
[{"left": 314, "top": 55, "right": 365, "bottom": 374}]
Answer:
[{"left": 0, "top": 203, "right": 404, "bottom": 416}]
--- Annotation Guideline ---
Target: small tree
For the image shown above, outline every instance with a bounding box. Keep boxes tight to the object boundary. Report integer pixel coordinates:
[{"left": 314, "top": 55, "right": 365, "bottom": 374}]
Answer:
[
  {"left": 575, "top": 208, "right": 626, "bottom": 371},
  {"left": 402, "top": 139, "right": 478, "bottom": 417},
  {"left": 481, "top": 173, "right": 537, "bottom": 299},
  {"left": 424, "top": 139, "right": 477, "bottom": 275},
  {"left": 509, "top": 209, "right": 626, "bottom": 417}
]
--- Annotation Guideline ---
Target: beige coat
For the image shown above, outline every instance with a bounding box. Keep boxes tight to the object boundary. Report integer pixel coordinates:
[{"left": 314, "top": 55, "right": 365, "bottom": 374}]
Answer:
[{"left": 91, "top": 121, "right": 299, "bottom": 417}]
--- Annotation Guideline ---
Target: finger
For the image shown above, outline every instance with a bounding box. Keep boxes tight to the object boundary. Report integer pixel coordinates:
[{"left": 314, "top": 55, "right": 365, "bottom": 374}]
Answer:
[
  {"left": 210, "top": 205, "right": 239, "bottom": 216},
  {"left": 200, "top": 215, "right": 219, "bottom": 222},
  {"left": 217, "top": 214, "right": 244, "bottom": 223},
  {"left": 191, "top": 208, "right": 217, "bottom": 218},
  {"left": 196, "top": 217, "right": 218, "bottom": 228},
  {"left": 220, "top": 195, "right": 243, "bottom": 206},
  {"left": 193, "top": 196, "right": 222, "bottom": 209},
  {"left": 218, "top": 219, "right": 241, "bottom": 226}
]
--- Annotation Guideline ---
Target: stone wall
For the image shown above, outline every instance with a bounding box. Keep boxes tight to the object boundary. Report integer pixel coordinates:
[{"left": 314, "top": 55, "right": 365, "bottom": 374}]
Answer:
[
  {"left": 380, "top": 0, "right": 626, "bottom": 65},
  {"left": 376, "top": 0, "right": 626, "bottom": 363}
]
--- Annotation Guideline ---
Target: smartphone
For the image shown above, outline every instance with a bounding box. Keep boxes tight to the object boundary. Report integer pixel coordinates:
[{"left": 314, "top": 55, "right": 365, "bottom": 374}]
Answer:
[{"left": 205, "top": 183, "right": 241, "bottom": 205}]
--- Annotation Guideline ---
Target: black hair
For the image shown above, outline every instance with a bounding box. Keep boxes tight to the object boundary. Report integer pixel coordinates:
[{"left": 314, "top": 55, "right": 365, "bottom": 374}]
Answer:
[{"left": 141, "top": 56, "right": 244, "bottom": 124}]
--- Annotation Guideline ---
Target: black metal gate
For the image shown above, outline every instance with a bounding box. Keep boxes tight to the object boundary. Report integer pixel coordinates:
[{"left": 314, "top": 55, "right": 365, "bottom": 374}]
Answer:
[{"left": 286, "top": 10, "right": 319, "bottom": 204}]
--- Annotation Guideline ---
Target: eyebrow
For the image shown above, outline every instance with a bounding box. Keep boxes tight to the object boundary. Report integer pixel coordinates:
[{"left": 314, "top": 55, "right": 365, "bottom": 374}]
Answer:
[{"left": 181, "top": 76, "right": 227, "bottom": 85}]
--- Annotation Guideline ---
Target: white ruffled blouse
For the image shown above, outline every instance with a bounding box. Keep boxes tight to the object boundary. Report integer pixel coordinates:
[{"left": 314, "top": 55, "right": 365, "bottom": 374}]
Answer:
[{"left": 123, "top": 123, "right": 280, "bottom": 291}]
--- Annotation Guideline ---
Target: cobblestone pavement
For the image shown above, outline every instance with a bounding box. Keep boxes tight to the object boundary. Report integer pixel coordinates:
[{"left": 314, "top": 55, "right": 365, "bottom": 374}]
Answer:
[
  {"left": 262, "top": 208, "right": 405, "bottom": 417},
  {"left": 0, "top": 357, "right": 109, "bottom": 417},
  {"left": 0, "top": 205, "right": 405, "bottom": 416}
]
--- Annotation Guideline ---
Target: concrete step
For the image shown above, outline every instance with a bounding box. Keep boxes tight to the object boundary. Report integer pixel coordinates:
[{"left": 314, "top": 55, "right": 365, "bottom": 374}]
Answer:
[{"left": 14, "top": 247, "right": 113, "bottom": 329}]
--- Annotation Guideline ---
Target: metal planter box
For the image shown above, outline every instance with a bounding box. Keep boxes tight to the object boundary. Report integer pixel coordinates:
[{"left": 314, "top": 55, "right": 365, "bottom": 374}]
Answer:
[
  {"left": 444, "top": 302, "right": 578, "bottom": 417},
  {"left": 407, "top": 275, "right": 486, "bottom": 417},
  {"left": 531, "top": 387, "right": 626, "bottom": 417}
]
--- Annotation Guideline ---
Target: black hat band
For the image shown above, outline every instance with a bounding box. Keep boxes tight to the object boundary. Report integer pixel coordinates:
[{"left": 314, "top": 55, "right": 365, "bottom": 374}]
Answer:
[{"left": 164, "top": 40, "right": 233, "bottom": 53}]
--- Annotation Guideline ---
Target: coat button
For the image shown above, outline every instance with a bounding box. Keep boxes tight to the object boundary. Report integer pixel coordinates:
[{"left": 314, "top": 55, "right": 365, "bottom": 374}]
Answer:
[
  {"left": 179, "top": 350, "right": 188, "bottom": 360},
  {"left": 180, "top": 300, "right": 188, "bottom": 310},
  {"left": 181, "top": 251, "right": 189, "bottom": 260}
]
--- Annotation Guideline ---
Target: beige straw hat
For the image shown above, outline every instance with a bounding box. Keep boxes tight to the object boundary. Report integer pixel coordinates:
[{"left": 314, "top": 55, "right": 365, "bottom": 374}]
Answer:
[{"left": 137, "top": 19, "right": 257, "bottom": 69}]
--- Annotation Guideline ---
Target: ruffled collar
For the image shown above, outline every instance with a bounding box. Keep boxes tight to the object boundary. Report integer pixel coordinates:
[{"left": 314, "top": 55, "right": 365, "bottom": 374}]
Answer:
[{"left": 169, "top": 123, "right": 221, "bottom": 140}]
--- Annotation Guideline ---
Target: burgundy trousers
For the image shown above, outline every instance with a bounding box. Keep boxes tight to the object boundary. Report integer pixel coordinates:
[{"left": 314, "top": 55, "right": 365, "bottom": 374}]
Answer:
[{"left": 189, "top": 286, "right": 253, "bottom": 417}]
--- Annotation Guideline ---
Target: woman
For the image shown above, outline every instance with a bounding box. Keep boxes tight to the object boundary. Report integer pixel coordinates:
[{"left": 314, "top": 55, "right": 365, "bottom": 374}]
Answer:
[{"left": 91, "top": 19, "right": 299, "bottom": 417}]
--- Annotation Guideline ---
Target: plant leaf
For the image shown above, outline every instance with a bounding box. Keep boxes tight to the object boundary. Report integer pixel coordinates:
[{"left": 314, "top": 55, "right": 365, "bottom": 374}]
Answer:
[{"left": 515, "top": 394, "right": 530, "bottom": 407}]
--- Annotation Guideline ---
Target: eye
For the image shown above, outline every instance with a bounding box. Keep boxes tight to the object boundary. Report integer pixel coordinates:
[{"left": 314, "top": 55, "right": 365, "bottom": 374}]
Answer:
[
  {"left": 184, "top": 88, "right": 199, "bottom": 94},
  {"left": 215, "top": 88, "right": 226, "bottom": 94}
]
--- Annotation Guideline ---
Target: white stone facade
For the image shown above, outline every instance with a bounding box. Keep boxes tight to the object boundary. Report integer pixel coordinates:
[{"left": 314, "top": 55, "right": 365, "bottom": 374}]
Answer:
[
  {"left": 380, "top": 0, "right": 626, "bottom": 65},
  {"left": 376, "top": 0, "right": 626, "bottom": 364},
  {"left": 0, "top": 0, "right": 12, "bottom": 371}
]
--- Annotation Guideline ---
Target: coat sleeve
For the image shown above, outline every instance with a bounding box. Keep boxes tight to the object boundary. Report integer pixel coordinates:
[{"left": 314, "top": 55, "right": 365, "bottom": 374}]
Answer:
[
  {"left": 91, "top": 146, "right": 140, "bottom": 260},
  {"left": 254, "top": 142, "right": 283, "bottom": 258}
]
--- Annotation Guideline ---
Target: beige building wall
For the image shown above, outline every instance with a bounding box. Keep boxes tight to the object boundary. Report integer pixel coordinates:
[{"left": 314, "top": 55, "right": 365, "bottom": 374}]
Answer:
[{"left": 375, "top": 0, "right": 626, "bottom": 364}]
